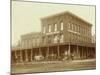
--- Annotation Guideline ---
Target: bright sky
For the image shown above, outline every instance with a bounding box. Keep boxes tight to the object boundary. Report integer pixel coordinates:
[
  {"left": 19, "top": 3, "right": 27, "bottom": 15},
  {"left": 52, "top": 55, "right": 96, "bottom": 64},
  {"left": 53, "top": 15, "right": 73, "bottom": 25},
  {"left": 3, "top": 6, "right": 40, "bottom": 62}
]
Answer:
[{"left": 12, "top": 1, "right": 95, "bottom": 46}]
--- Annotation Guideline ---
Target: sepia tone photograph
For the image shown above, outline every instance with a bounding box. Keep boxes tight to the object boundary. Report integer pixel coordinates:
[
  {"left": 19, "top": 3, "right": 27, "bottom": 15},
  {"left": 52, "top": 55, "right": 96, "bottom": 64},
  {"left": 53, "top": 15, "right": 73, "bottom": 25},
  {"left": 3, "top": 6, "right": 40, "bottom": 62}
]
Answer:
[{"left": 11, "top": 0, "right": 96, "bottom": 74}]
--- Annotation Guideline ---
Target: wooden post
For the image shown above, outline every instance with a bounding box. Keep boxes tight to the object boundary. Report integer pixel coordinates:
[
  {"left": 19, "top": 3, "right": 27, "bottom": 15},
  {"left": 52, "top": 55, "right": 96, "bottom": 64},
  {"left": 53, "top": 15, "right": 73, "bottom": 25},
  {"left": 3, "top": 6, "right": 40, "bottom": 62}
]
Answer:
[
  {"left": 68, "top": 43, "right": 71, "bottom": 55},
  {"left": 57, "top": 45, "right": 60, "bottom": 59},
  {"left": 85, "top": 47, "right": 87, "bottom": 59},
  {"left": 81, "top": 47, "right": 83, "bottom": 59},
  {"left": 78, "top": 46, "right": 81, "bottom": 59},
  {"left": 76, "top": 45, "right": 79, "bottom": 59},
  {"left": 20, "top": 50, "right": 23, "bottom": 62},
  {"left": 31, "top": 49, "right": 33, "bottom": 61},
  {"left": 25, "top": 50, "right": 28, "bottom": 62},
  {"left": 15, "top": 51, "right": 17, "bottom": 63},
  {"left": 82, "top": 47, "right": 84, "bottom": 59},
  {"left": 82, "top": 47, "right": 85, "bottom": 59},
  {"left": 86, "top": 47, "right": 88, "bottom": 59},
  {"left": 39, "top": 48, "right": 42, "bottom": 55},
  {"left": 46, "top": 47, "right": 49, "bottom": 60}
]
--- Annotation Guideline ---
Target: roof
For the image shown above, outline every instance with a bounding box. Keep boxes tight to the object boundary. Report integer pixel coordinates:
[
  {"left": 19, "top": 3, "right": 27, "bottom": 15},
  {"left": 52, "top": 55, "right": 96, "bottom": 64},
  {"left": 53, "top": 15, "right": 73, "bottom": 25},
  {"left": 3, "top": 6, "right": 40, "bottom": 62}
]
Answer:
[
  {"left": 21, "top": 32, "right": 42, "bottom": 40},
  {"left": 21, "top": 32, "right": 41, "bottom": 37},
  {"left": 12, "top": 42, "right": 95, "bottom": 51},
  {"left": 41, "top": 11, "right": 92, "bottom": 26}
]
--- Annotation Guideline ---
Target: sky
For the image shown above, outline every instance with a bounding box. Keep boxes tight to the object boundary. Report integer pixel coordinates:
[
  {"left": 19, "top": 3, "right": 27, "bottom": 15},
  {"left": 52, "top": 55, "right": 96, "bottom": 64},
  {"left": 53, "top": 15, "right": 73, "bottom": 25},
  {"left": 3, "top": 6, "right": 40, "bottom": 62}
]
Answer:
[{"left": 12, "top": 1, "right": 95, "bottom": 46}]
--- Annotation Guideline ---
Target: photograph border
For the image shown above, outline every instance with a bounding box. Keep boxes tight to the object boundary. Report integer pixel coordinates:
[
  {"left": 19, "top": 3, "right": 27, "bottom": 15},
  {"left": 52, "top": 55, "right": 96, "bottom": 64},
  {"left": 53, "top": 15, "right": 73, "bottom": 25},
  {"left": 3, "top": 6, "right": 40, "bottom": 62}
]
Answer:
[{"left": 10, "top": 0, "right": 96, "bottom": 74}]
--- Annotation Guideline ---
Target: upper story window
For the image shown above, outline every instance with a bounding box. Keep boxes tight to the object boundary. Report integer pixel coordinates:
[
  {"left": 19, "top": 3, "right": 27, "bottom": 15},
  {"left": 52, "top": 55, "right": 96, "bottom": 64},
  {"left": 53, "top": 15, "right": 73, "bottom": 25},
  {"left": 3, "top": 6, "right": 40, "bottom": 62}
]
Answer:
[
  {"left": 32, "top": 39, "right": 35, "bottom": 46},
  {"left": 54, "top": 24, "right": 57, "bottom": 31},
  {"left": 82, "top": 28, "right": 84, "bottom": 34},
  {"left": 68, "top": 23, "right": 70, "bottom": 29},
  {"left": 36, "top": 38, "right": 40, "bottom": 46},
  {"left": 80, "top": 27, "right": 83, "bottom": 34},
  {"left": 74, "top": 24, "right": 77, "bottom": 31},
  {"left": 54, "top": 35, "right": 58, "bottom": 43},
  {"left": 71, "top": 24, "right": 74, "bottom": 30},
  {"left": 43, "top": 26, "right": 45, "bottom": 33},
  {"left": 84, "top": 29, "right": 86, "bottom": 35},
  {"left": 26, "top": 40, "right": 29, "bottom": 48},
  {"left": 48, "top": 25, "right": 51, "bottom": 32},
  {"left": 60, "top": 34, "right": 64, "bottom": 43},
  {"left": 21, "top": 41, "right": 24, "bottom": 48},
  {"left": 48, "top": 36, "right": 51, "bottom": 44},
  {"left": 77, "top": 25, "right": 80, "bottom": 32},
  {"left": 61, "top": 22, "right": 64, "bottom": 30}
]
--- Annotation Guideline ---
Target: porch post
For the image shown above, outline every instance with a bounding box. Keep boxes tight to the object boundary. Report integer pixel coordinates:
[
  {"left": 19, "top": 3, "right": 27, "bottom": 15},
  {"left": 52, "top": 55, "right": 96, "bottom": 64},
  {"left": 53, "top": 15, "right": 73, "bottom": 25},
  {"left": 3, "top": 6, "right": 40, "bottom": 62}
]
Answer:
[
  {"left": 39, "top": 47, "right": 42, "bottom": 55},
  {"left": 57, "top": 45, "right": 60, "bottom": 59},
  {"left": 15, "top": 51, "right": 17, "bottom": 63},
  {"left": 68, "top": 43, "right": 71, "bottom": 56},
  {"left": 82, "top": 46, "right": 84, "bottom": 59},
  {"left": 31, "top": 49, "right": 33, "bottom": 61},
  {"left": 20, "top": 50, "right": 23, "bottom": 62},
  {"left": 76, "top": 44, "right": 79, "bottom": 59},
  {"left": 25, "top": 50, "right": 28, "bottom": 62},
  {"left": 46, "top": 47, "right": 49, "bottom": 60},
  {"left": 86, "top": 47, "right": 88, "bottom": 59}
]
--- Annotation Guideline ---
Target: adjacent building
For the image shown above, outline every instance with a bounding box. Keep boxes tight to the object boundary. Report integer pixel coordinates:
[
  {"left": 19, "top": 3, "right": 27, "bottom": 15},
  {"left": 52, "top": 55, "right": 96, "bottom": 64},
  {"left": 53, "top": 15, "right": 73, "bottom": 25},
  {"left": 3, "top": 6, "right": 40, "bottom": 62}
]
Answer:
[{"left": 20, "top": 32, "right": 42, "bottom": 49}]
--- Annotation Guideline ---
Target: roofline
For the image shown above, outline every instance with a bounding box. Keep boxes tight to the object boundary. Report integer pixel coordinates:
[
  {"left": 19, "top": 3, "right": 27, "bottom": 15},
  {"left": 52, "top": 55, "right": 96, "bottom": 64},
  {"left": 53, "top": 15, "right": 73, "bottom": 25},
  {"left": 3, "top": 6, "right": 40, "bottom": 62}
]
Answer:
[
  {"left": 40, "top": 11, "right": 92, "bottom": 26},
  {"left": 12, "top": 42, "right": 95, "bottom": 51},
  {"left": 21, "top": 32, "right": 41, "bottom": 37}
]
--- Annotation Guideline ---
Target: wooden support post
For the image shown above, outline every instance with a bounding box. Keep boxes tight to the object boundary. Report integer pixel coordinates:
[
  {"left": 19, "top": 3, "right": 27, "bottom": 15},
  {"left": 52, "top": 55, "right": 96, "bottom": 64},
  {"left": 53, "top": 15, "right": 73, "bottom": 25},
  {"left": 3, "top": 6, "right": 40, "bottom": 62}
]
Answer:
[
  {"left": 57, "top": 45, "right": 60, "bottom": 59},
  {"left": 79, "top": 46, "right": 81, "bottom": 60},
  {"left": 68, "top": 43, "right": 71, "bottom": 56},
  {"left": 87, "top": 47, "right": 89, "bottom": 59},
  {"left": 46, "top": 47, "right": 49, "bottom": 60},
  {"left": 81, "top": 47, "right": 83, "bottom": 59},
  {"left": 20, "top": 50, "right": 23, "bottom": 62},
  {"left": 15, "top": 51, "right": 17, "bottom": 63},
  {"left": 25, "top": 50, "right": 28, "bottom": 62},
  {"left": 39, "top": 48, "right": 42, "bottom": 55},
  {"left": 86, "top": 47, "right": 88, "bottom": 59},
  {"left": 84, "top": 47, "right": 86, "bottom": 59},
  {"left": 82, "top": 47, "right": 84, "bottom": 59},
  {"left": 31, "top": 49, "right": 33, "bottom": 61},
  {"left": 76, "top": 45, "right": 79, "bottom": 59}
]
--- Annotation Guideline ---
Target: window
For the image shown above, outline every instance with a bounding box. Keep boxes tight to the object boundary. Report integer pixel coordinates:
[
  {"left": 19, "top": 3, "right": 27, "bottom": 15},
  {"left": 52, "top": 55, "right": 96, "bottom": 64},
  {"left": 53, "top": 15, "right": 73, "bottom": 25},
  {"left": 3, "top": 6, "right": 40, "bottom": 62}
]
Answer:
[
  {"left": 21, "top": 41, "right": 24, "bottom": 48},
  {"left": 73, "top": 24, "right": 75, "bottom": 31},
  {"left": 80, "top": 27, "right": 83, "bottom": 33},
  {"left": 71, "top": 24, "right": 74, "bottom": 30},
  {"left": 60, "top": 34, "right": 64, "bottom": 43},
  {"left": 36, "top": 38, "right": 39, "bottom": 46},
  {"left": 83, "top": 28, "right": 84, "bottom": 34},
  {"left": 54, "top": 24, "right": 57, "bottom": 31},
  {"left": 61, "top": 22, "right": 64, "bottom": 30},
  {"left": 43, "top": 26, "right": 45, "bottom": 33},
  {"left": 54, "top": 35, "right": 58, "bottom": 43},
  {"left": 26, "top": 40, "right": 29, "bottom": 48},
  {"left": 74, "top": 25, "right": 77, "bottom": 31},
  {"left": 68, "top": 23, "right": 70, "bottom": 29},
  {"left": 77, "top": 25, "right": 80, "bottom": 32},
  {"left": 48, "top": 36, "right": 51, "bottom": 44},
  {"left": 35, "top": 38, "right": 37, "bottom": 46},
  {"left": 28, "top": 40, "right": 31, "bottom": 48},
  {"left": 84, "top": 28, "right": 86, "bottom": 35},
  {"left": 32, "top": 39, "right": 35, "bottom": 46},
  {"left": 48, "top": 25, "right": 51, "bottom": 32}
]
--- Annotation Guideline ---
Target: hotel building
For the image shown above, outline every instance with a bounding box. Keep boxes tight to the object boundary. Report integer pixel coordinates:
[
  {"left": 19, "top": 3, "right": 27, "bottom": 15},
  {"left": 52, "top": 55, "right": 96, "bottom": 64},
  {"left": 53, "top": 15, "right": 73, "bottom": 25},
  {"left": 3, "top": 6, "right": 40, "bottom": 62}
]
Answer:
[{"left": 11, "top": 11, "right": 96, "bottom": 64}]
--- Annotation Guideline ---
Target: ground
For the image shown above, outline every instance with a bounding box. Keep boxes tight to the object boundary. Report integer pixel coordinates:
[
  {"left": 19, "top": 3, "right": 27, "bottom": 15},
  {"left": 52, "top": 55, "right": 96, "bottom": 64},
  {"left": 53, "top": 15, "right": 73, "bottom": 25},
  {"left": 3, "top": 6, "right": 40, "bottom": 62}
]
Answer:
[{"left": 11, "top": 59, "right": 96, "bottom": 74}]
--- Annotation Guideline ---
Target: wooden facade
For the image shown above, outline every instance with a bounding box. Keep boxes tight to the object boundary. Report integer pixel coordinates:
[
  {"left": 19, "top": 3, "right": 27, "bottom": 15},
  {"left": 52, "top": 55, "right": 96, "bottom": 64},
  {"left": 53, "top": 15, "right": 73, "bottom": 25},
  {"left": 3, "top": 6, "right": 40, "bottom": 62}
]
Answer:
[{"left": 11, "top": 11, "right": 96, "bottom": 64}]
